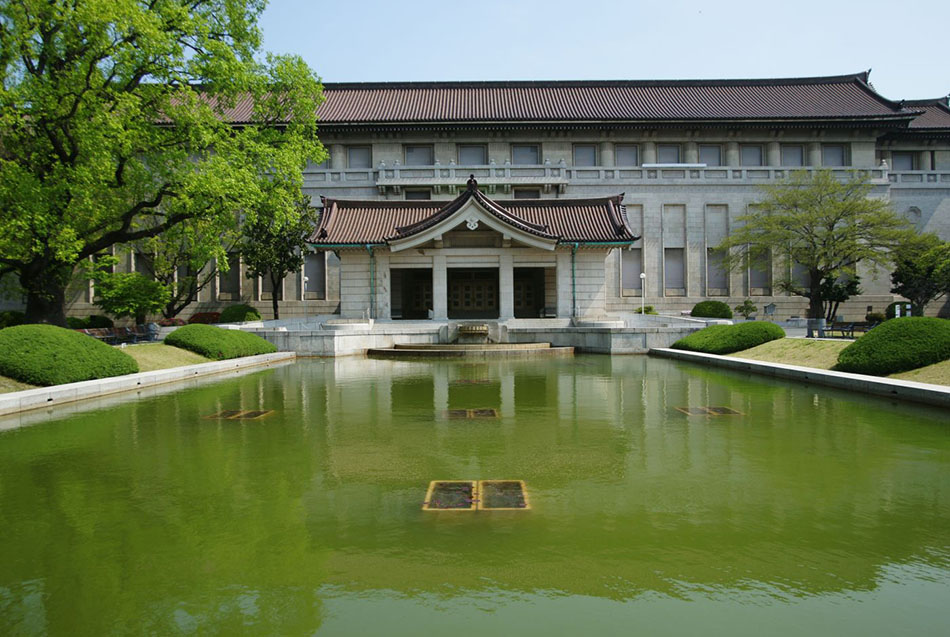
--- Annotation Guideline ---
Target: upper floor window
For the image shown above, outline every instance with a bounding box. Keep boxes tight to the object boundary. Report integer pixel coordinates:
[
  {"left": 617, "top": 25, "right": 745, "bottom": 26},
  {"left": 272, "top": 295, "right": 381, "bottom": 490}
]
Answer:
[
  {"left": 511, "top": 144, "right": 540, "bottom": 165},
  {"left": 513, "top": 188, "right": 541, "bottom": 199},
  {"left": 891, "top": 151, "right": 917, "bottom": 171},
  {"left": 821, "top": 144, "right": 847, "bottom": 167},
  {"left": 740, "top": 144, "right": 764, "bottom": 166},
  {"left": 405, "top": 190, "right": 431, "bottom": 200},
  {"left": 698, "top": 144, "right": 722, "bottom": 166},
  {"left": 405, "top": 145, "right": 434, "bottom": 166},
  {"left": 781, "top": 144, "right": 804, "bottom": 167},
  {"left": 458, "top": 144, "right": 487, "bottom": 165},
  {"left": 615, "top": 144, "right": 639, "bottom": 166},
  {"left": 347, "top": 146, "right": 372, "bottom": 169},
  {"left": 573, "top": 144, "right": 597, "bottom": 167},
  {"left": 656, "top": 144, "right": 681, "bottom": 164},
  {"left": 313, "top": 157, "right": 330, "bottom": 170}
]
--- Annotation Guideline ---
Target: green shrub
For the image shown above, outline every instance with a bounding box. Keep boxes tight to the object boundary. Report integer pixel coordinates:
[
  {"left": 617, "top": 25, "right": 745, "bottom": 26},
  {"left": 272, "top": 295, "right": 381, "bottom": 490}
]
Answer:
[
  {"left": 188, "top": 312, "right": 221, "bottom": 324},
  {"left": 87, "top": 315, "right": 114, "bottom": 328},
  {"left": 836, "top": 317, "right": 950, "bottom": 375},
  {"left": 865, "top": 312, "right": 886, "bottom": 324},
  {"left": 165, "top": 324, "right": 276, "bottom": 360},
  {"left": 0, "top": 324, "right": 138, "bottom": 386},
  {"left": 0, "top": 310, "right": 26, "bottom": 329},
  {"left": 885, "top": 301, "right": 921, "bottom": 319},
  {"left": 691, "top": 300, "right": 733, "bottom": 319},
  {"left": 633, "top": 305, "right": 658, "bottom": 315},
  {"left": 672, "top": 322, "right": 786, "bottom": 355},
  {"left": 66, "top": 316, "right": 88, "bottom": 329},
  {"left": 734, "top": 299, "right": 758, "bottom": 319},
  {"left": 219, "top": 303, "right": 262, "bottom": 323}
]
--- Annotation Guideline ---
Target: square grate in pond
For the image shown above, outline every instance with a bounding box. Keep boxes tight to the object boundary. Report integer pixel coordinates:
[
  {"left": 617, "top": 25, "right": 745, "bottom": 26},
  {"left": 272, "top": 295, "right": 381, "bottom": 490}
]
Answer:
[
  {"left": 675, "top": 406, "right": 744, "bottom": 417},
  {"left": 478, "top": 480, "right": 530, "bottom": 510},
  {"left": 202, "top": 409, "right": 274, "bottom": 420},
  {"left": 443, "top": 408, "right": 498, "bottom": 419},
  {"left": 675, "top": 407, "right": 712, "bottom": 416},
  {"left": 422, "top": 481, "right": 477, "bottom": 511}
]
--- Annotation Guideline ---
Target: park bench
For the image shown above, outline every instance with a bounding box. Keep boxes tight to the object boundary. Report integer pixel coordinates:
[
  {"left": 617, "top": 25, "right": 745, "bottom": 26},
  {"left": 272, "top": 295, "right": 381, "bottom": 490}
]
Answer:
[
  {"left": 825, "top": 322, "right": 855, "bottom": 338},
  {"left": 76, "top": 325, "right": 157, "bottom": 345}
]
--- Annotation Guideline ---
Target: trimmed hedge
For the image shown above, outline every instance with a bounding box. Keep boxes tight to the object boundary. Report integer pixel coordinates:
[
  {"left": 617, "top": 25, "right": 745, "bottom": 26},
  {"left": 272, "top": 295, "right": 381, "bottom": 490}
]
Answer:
[
  {"left": 671, "top": 322, "right": 786, "bottom": 355},
  {"left": 165, "top": 324, "right": 277, "bottom": 360},
  {"left": 836, "top": 317, "right": 950, "bottom": 376},
  {"left": 0, "top": 324, "right": 138, "bottom": 386},
  {"left": 66, "top": 315, "right": 114, "bottom": 329},
  {"left": 219, "top": 303, "right": 262, "bottom": 323},
  {"left": 691, "top": 300, "right": 733, "bottom": 319},
  {"left": 188, "top": 312, "right": 221, "bottom": 324},
  {"left": 0, "top": 310, "right": 26, "bottom": 329}
]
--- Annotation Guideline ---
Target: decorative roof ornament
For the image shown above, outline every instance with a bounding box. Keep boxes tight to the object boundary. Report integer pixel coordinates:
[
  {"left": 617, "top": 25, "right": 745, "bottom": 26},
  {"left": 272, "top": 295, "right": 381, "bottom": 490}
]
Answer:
[{"left": 466, "top": 174, "right": 478, "bottom": 191}]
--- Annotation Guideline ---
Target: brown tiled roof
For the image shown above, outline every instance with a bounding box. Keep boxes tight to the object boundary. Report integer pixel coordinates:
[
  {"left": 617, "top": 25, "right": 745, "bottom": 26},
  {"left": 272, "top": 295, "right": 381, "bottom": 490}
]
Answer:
[
  {"left": 311, "top": 181, "right": 638, "bottom": 247},
  {"left": 904, "top": 99, "right": 950, "bottom": 129},
  {"left": 310, "top": 73, "right": 912, "bottom": 125}
]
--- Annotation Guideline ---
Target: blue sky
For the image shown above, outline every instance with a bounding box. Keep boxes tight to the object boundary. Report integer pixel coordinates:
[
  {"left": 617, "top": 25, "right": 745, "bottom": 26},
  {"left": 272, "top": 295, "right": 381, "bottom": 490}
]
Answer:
[{"left": 259, "top": 0, "right": 949, "bottom": 100}]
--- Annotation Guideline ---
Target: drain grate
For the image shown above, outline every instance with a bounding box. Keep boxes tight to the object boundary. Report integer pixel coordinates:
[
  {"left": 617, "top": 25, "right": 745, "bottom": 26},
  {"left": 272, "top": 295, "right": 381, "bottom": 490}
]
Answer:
[
  {"left": 203, "top": 409, "right": 274, "bottom": 420},
  {"left": 479, "top": 480, "right": 530, "bottom": 510},
  {"left": 444, "top": 408, "right": 498, "bottom": 419},
  {"left": 675, "top": 406, "right": 744, "bottom": 417},
  {"left": 422, "top": 481, "right": 477, "bottom": 510}
]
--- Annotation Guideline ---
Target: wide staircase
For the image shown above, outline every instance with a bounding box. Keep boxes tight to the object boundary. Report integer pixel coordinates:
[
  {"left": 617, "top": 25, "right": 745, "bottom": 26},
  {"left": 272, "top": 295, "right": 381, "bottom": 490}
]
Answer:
[{"left": 367, "top": 342, "right": 573, "bottom": 359}]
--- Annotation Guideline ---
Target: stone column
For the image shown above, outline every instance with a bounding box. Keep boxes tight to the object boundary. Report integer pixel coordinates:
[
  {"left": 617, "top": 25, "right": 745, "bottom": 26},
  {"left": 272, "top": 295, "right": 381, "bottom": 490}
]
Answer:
[
  {"left": 433, "top": 255, "right": 447, "bottom": 319},
  {"left": 807, "top": 142, "right": 822, "bottom": 167},
  {"left": 767, "top": 141, "right": 781, "bottom": 167},
  {"left": 556, "top": 250, "right": 572, "bottom": 317},
  {"left": 725, "top": 142, "right": 740, "bottom": 166},
  {"left": 330, "top": 144, "right": 345, "bottom": 170},
  {"left": 499, "top": 253, "right": 514, "bottom": 319},
  {"left": 920, "top": 150, "right": 933, "bottom": 171},
  {"left": 376, "top": 252, "right": 391, "bottom": 320},
  {"left": 600, "top": 141, "right": 615, "bottom": 167},
  {"left": 685, "top": 141, "right": 699, "bottom": 164},
  {"left": 642, "top": 141, "right": 657, "bottom": 164}
]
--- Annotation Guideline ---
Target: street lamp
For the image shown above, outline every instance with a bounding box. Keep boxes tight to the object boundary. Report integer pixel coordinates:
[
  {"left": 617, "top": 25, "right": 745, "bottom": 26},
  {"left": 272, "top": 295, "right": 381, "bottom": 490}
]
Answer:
[{"left": 639, "top": 272, "right": 646, "bottom": 315}]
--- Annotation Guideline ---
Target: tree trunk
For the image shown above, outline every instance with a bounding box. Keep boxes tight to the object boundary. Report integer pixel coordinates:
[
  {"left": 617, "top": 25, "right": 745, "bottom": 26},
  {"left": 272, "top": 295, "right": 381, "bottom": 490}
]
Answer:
[
  {"left": 808, "top": 269, "right": 823, "bottom": 319},
  {"left": 270, "top": 272, "right": 280, "bottom": 320},
  {"left": 20, "top": 261, "right": 72, "bottom": 327}
]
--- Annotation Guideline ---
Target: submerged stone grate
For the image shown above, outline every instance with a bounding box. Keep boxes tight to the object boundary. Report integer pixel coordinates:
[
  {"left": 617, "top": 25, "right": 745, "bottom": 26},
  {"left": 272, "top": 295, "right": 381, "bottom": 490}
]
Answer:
[
  {"left": 444, "top": 408, "right": 498, "bottom": 419},
  {"left": 422, "top": 480, "right": 530, "bottom": 512},
  {"left": 479, "top": 480, "right": 530, "bottom": 510},
  {"left": 675, "top": 406, "right": 744, "bottom": 416},
  {"left": 203, "top": 409, "right": 274, "bottom": 420}
]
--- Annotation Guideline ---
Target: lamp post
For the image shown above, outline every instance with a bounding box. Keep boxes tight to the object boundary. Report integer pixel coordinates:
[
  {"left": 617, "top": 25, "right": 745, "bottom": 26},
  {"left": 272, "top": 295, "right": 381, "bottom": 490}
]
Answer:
[{"left": 639, "top": 272, "right": 646, "bottom": 315}]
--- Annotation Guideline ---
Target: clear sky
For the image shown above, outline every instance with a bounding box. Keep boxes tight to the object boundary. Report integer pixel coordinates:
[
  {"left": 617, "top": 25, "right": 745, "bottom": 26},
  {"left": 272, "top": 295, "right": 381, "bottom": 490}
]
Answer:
[{"left": 259, "top": 0, "right": 949, "bottom": 101}]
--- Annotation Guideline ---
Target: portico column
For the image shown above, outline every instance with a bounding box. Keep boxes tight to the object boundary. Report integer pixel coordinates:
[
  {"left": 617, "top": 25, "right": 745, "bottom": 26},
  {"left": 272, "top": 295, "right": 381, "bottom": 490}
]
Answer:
[
  {"left": 433, "top": 255, "right": 447, "bottom": 319},
  {"left": 725, "top": 142, "right": 740, "bottom": 166},
  {"left": 499, "top": 253, "right": 514, "bottom": 319},
  {"left": 376, "top": 252, "right": 391, "bottom": 320},
  {"left": 767, "top": 141, "right": 781, "bottom": 167},
  {"left": 556, "top": 250, "right": 572, "bottom": 318},
  {"left": 807, "top": 142, "right": 821, "bottom": 167}
]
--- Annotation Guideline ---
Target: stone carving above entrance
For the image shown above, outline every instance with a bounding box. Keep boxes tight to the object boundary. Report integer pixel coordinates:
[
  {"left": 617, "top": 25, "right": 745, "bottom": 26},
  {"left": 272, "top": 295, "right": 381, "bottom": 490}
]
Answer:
[{"left": 464, "top": 214, "right": 480, "bottom": 230}]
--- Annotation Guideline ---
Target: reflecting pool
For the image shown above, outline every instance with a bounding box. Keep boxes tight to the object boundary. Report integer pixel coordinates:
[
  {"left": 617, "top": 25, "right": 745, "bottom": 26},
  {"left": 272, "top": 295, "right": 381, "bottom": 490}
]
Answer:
[{"left": 1, "top": 356, "right": 948, "bottom": 635}]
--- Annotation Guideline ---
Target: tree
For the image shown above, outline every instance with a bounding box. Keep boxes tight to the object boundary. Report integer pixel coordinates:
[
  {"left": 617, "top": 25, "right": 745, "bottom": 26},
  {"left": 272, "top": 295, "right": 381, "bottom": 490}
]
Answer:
[
  {"left": 715, "top": 170, "right": 910, "bottom": 319},
  {"left": 890, "top": 233, "right": 947, "bottom": 314},
  {"left": 0, "top": 0, "right": 324, "bottom": 326},
  {"left": 93, "top": 271, "right": 170, "bottom": 325},
  {"left": 239, "top": 194, "right": 316, "bottom": 320},
  {"left": 820, "top": 276, "right": 861, "bottom": 322}
]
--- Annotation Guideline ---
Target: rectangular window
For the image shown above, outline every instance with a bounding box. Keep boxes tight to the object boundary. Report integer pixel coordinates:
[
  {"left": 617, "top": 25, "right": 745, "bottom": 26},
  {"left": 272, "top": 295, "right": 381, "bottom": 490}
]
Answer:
[
  {"left": 404, "top": 145, "right": 434, "bottom": 166},
  {"left": 706, "top": 249, "right": 728, "bottom": 293},
  {"left": 261, "top": 272, "right": 283, "bottom": 301},
  {"left": 664, "top": 248, "right": 686, "bottom": 292},
  {"left": 621, "top": 248, "right": 643, "bottom": 293},
  {"left": 458, "top": 144, "right": 487, "bottom": 165},
  {"left": 740, "top": 144, "right": 764, "bottom": 166},
  {"left": 657, "top": 144, "right": 681, "bottom": 164},
  {"left": 781, "top": 145, "right": 804, "bottom": 167},
  {"left": 891, "top": 151, "right": 916, "bottom": 171},
  {"left": 313, "top": 157, "right": 330, "bottom": 169},
  {"left": 513, "top": 188, "right": 541, "bottom": 199},
  {"left": 304, "top": 252, "right": 326, "bottom": 300},
  {"left": 792, "top": 262, "right": 810, "bottom": 289},
  {"left": 821, "top": 144, "right": 846, "bottom": 167},
  {"left": 573, "top": 144, "right": 597, "bottom": 166},
  {"left": 405, "top": 190, "right": 431, "bottom": 200},
  {"left": 749, "top": 249, "right": 771, "bottom": 293},
  {"left": 133, "top": 252, "right": 154, "bottom": 277},
  {"left": 699, "top": 144, "right": 722, "bottom": 166},
  {"left": 218, "top": 253, "right": 241, "bottom": 300},
  {"left": 347, "top": 146, "right": 372, "bottom": 169},
  {"left": 615, "top": 144, "right": 639, "bottom": 166},
  {"left": 511, "top": 144, "right": 540, "bottom": 165}
]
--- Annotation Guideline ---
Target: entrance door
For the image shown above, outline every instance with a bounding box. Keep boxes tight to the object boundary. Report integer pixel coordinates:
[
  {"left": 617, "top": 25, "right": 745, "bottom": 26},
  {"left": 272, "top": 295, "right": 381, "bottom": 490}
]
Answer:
[
  {"left": 513, "top": 268, "right": 545, "bottom": 318},
  {"left": 448, "top": 268, "right": 498, "bottom": 319},
  {"left": 391, "top": 269, "right": 432, "bottom": 319}
]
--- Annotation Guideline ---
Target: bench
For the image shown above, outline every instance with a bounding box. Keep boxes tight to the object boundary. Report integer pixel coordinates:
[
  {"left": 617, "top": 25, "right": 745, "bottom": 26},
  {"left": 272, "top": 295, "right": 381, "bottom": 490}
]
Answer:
[
  {"left": 825, "top": 322, "right": 855, "bottom": 338},
  {"left": 76, "top": 325, "right": 158, "bottom": 345}
]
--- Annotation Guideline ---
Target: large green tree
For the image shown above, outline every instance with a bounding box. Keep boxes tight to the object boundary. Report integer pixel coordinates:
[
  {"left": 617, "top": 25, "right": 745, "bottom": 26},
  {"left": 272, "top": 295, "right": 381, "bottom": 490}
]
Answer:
[
  {"left": 716, "top": 170, "right": 910, "bottom": 319},
  {"left": 0, "top": 0, "right": 324, "bottom": 325},
  {"left": 890, "top": 233, "right": 947, "bottom": 314}
]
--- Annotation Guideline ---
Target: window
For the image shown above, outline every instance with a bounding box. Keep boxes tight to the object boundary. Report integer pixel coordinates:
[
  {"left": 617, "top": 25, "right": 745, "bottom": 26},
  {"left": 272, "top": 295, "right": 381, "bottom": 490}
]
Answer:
[
  {"left": 621, "top": 248, "right": 643, "bottom": 293},
  {"left": 133, "top": 252, "right": 154, "bottom": 277},
  {"left": 740, "top": 144, "right": 764, "bottom": 166},
  {"left": 313, "top": 157, "right": 330, "bottom": 170},
  {"left": 405, "top": 190, "right": 431, "bottom": 200},
  {"left": 749, "top": 249, "right": 771, "bottom": 293},
  {"left": 821, "top": 144, "right": 846, "bottom": 167},
  {"left": 664, "top": 248, "right": 685, "bottom": 292},
  {"left": 513, "top": 189, "right": 541, "bottom": 199},
  {"left": 304, "top": 252, "right": 326, "bottom": 300},
  {"left": 657, "top": 144, "right": 681, "bottom": 164},
  {"left": 615, "top": 144, "right": 639, "bottom": 166},
  {"left": 458, "top": 144, "right": 487, "bottom": 165},
  {"left": 511, "top": 144, "right": 540, "bottom": 165},
  {"left": 261, "top": 272, "right": 283, "bottom": 300},
  {"left": 573, "top": 144, "right": 597, "bottom": 166},
  {"left": 707, "top": 249, "right": 728, "bottom": 293},
  {"left": 891, "top": 151, "right": 916, "bottom": 171},
  {"left": 781, "top": 145, "right": 804, "bottom": 167},
  {"left": 699, "top": 144, "right": 722, "bottom": 166},
  {"left": 218, "top": 253, "right": 241, "bottom": 299},
  {"left": 405, "top": 145, "right": 434, "bottom": 166},
  {"left": 347, "top": 146, "right": 372, "bottom": 169}
]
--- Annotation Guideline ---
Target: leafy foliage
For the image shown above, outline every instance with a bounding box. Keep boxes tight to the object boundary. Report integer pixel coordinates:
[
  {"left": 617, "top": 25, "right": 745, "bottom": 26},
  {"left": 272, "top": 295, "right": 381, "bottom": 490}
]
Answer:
[
  {"left": 0, "top": 0, "right": 325, "bottom": 325},
  {"left": 890, "top": 233, "right": 947, "bottom": 313},
  {"left": 165, "top": 324, "right": 276, "bottom": 360},
  {"left": 187, "top": 312, "right": 221, "bottom": 325},
  {"left": 734, "top": 299, "right": 757, "bottom": 319},
  {"left": 65, "top": 315, "right": 115, "bottom": 329},
  {"left": 715, "top": 171, "right": 909, "bottom": 319},
  {"left": 691, "top": 301, "right": 733, "bottom": 319},
  {"left": 219, "top": 304, "right": 262, "bottom": 323},
  {"left": 836, "top": 317, "right": 950, "bottom": 375},
  {"left": 885, "top": 301, "right": 921, "bottom": 319},
  {"left": 0, "top": 310, "right": 26, "bottom": 328},
  {"left": 633, "top": 305, "right": 657, "bottom": 315},
  {"left": 92, "top": 272, "right": 170, "bottom": 324},
  {"left": 820, "top": 276, "right": 861, "bottom": 321},
  {"left": 672, "top": 322, "right": 786, "bottom": 355},
  {"left": 0, "top": 324, "right": 138, "bottom": 385}
]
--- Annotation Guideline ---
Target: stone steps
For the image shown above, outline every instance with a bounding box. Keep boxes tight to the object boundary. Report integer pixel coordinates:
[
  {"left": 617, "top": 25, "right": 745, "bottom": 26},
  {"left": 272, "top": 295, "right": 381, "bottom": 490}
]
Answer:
[{"left": 368, "top": 343, "right": 573, "bottom": 359}]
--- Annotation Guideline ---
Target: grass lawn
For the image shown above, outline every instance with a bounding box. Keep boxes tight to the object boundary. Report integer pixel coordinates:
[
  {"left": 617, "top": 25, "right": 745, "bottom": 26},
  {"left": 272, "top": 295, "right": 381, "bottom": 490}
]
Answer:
[
  {"left": 0, "top": 342, "right": 212, "bottom": 394},
  {"left": 890, "top": 359, "right": 950, "bottom": 386}
]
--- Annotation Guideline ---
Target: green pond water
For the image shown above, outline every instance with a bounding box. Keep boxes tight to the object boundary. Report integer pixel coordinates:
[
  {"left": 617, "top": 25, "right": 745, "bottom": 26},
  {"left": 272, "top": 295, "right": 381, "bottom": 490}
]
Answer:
[{"left": 1, "top": 355, "right": 948, "bottom": 636}]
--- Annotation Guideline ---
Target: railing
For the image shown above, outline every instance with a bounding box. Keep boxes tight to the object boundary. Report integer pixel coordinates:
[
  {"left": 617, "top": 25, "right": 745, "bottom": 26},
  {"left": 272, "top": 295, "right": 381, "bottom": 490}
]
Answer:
[{"left": 888, "top": 170, "right": 950, "bottom": 187}]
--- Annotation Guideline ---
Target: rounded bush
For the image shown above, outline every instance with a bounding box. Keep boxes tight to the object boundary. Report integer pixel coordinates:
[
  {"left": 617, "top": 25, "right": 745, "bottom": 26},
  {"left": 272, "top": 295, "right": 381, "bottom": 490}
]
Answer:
[
  {"left": 0, "top": 324, "right": 138, "bottom": 386},
  {"left": 672, "top": 322, "right": 786, "bottom": 355},
  {"left": 836, "top": 317, "right": 950, "bottom": 376},
  {"left": 66, "top": 316, "right": 88, "bottom": 329},
  {"left": 165, "top": 324, "right": 277, "bottom": 360},
  {"left": 87, "top": 315, "right": 114, "bottom": 328},
  {"left": 187, "top": 312, "right": 221, "bottom": 324},
  {"left": 885, "top": 301, "right": 921, "bottom": 319},
  {"left": 219, "top": 304, "right": 262, "bottom": 323},
  {"left": 690, "top": 300, "right": 733, "bottom": 319},
  {"left": 0, "top": 310, "right": 26, "bottom": 329}
]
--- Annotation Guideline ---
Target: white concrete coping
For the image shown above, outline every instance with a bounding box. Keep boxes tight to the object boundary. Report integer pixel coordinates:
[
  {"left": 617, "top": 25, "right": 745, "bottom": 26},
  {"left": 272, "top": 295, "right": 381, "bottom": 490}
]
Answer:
[
  {"left": 651, "top": 348, "right": 950, "bottom": 409},
  {"left": 0, "top": 352, "right": 296, "bottom": 418}
]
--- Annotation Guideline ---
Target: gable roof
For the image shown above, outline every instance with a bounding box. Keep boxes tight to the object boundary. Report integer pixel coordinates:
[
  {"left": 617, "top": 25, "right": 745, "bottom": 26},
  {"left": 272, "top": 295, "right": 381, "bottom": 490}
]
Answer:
[{"left": 904, "top": 98, "right": 950, "bottom": 129}]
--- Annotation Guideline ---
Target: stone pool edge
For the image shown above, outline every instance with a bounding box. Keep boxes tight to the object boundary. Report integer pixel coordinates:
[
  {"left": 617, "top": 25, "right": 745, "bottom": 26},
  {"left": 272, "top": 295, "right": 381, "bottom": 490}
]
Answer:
[
  {"left": 650, "top": 348, "right": 950, "bottom": 409},
  {"left": 0, "top": 352, "right": 297, "bottom": 417}
]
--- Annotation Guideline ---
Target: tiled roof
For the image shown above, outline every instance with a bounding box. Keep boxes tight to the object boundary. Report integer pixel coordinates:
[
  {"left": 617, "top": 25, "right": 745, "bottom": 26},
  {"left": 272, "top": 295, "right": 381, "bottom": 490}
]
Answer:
[
  {"left": 310, "top": 73, "right": 912, "bottom": 125},
  {"left": 311, "top": 180, "right": 638, "bottom": 246},
  {"left": 904, "top": 99, "right": 950, "bottom": 129}
]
